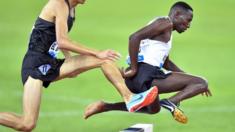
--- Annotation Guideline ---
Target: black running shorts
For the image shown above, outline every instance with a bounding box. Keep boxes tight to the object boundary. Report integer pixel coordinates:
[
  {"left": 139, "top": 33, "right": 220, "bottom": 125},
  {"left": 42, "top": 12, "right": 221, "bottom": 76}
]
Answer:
[
  {"left": 125, "top": 63, "right": 171, "bottom": 93},
  {"left": 21, "top": 50, "right": 64, "bottom": 88}
]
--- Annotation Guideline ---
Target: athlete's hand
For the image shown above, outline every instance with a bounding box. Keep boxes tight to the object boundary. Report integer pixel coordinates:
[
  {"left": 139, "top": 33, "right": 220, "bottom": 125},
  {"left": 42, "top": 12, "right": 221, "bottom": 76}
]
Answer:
[
  {"left": 201, "top": 88, "right": 212, "bottom": 97},
  {"left": 120, "top": 67, "right": 137, "bottom": 78},
  {"left": 96, "top": 50, "right": 121, "bottom": 61}
]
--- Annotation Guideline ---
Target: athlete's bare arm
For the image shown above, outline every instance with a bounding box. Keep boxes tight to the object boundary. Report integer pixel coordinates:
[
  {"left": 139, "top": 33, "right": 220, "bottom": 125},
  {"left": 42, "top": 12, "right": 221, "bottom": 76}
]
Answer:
[
  {"left": 43, "top": 0, "right": 120, "bottom": 61},
  {"left": 54, "top": 1, "right": 96, "bottom": 55},
  {"left": 122, "top": 18, "right": 173, "bottom": 77}
]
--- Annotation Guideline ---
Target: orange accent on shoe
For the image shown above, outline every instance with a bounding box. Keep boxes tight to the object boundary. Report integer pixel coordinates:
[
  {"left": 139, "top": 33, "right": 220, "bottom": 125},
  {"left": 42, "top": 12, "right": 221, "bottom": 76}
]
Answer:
[
  {"left": 129, "top": 86, "right": 158, "bottom": 112},
  {"left": 173, "top": 109, "right": 188, "bottom": 124}
]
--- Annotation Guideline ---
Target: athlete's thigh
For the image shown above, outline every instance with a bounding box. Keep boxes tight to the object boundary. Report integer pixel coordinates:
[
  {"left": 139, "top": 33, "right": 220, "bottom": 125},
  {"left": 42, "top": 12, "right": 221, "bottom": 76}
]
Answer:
[
  {"left": 23, "top": 76, "right": 43, "bottom": 122},
  {"left": 57, "top": 55, "right": 104, "bottom": 80},
  {"left": 152, "top": 72, "right": 200, "bottom": 93}
]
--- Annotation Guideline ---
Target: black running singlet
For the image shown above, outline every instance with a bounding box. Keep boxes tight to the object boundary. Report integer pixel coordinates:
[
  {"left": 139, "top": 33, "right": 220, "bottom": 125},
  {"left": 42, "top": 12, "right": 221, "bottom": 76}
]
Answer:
[{"left": 28, "top": 0, "right": 75, "bottom": 55}]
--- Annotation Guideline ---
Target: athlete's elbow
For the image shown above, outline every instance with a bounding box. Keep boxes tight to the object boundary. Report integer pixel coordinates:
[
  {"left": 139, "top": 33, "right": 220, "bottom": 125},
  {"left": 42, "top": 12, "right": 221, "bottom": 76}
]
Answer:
[
  {"left": 129, "top": 33, "right": 141, "bottom": 44},
  {"left": 57, "top": 38, "right": 68, "bottom": 50},
  {"left": 57, "top": 43, "right": 66, "bottom": 50}
]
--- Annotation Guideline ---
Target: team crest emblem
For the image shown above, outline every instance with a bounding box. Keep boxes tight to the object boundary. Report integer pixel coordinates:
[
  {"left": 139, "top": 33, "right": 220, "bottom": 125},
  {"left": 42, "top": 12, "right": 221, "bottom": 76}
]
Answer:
[{"left": 38, "top": 64, "right": 51, "bottom": 75}]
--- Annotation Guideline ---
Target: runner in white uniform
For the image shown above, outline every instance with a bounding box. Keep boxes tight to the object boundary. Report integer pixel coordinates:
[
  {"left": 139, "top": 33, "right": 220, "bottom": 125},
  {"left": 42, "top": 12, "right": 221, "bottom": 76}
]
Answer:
[{"left": 84, "top": 1, "right": 212, "bottom": 124}]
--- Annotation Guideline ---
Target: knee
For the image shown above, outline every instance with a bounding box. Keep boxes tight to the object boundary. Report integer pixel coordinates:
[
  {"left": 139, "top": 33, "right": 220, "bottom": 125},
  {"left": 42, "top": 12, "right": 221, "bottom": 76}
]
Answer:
[
  {"left": 100, "top": 59, "right": 117, "bottom": 69},
  {"left": 16, "top": 119, "right": 37, "bottom": 132},
  {"left": 102, "top": 59, "right": 115, "bottom": 66},
  {"left": 193, "top": 76, "right": 208, "bottom": 92}
]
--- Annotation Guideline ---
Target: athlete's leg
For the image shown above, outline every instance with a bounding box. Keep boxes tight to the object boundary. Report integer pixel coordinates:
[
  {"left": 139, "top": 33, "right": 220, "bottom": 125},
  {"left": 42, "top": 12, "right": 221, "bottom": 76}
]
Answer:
[
  {"left": 0, "top": 76, "right": 43, "bottom": 131},
  {"left": 55, "top": 55, "right": 158, "bottom": 111},
  {"left": 55, "top": 55, "right": 132, "bottom": 101},
  {"left": 151, "top": 72, "right": 210, "bottom": 104},
  {"left": 151, "top": 72, "right": 210, "bottom": 124},
  {"left": 84, "top": 72, "right": 210, "bottom": 121},
  {"left": 84, "top": 97, "right": 161, "bottom": 119}
]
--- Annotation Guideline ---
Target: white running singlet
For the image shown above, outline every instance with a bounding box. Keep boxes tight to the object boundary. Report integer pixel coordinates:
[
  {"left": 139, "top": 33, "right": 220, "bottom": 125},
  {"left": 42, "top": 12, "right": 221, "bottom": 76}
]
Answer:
[{"left": 127, "top": 16, "right": 172, "bottom": 68}]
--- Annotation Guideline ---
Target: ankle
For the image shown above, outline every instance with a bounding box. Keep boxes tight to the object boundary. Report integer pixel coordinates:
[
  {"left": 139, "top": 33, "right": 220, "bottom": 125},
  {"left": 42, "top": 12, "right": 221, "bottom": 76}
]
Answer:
[
  {"left": 123, "top": 94, "right": 134, "bottom": 103},
  {"left": 168, "top": 98, "right": 180, "bottom": 106}
]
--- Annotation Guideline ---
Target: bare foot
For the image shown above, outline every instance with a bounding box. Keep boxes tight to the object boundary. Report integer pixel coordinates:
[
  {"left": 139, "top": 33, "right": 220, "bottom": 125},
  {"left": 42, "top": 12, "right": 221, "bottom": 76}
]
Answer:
[{"left": 84, "top": 101, "right": 106, "bottom": 119}]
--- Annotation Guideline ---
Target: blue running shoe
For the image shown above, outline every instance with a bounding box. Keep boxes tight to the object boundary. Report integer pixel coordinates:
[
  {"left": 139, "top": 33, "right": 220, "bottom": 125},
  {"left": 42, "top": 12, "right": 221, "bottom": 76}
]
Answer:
[
  {"left": 160, "top": 99, "right": 188, "bottom": 124},
  {"left": 126, "top": 86, "right": 158, "bottom": 112}
]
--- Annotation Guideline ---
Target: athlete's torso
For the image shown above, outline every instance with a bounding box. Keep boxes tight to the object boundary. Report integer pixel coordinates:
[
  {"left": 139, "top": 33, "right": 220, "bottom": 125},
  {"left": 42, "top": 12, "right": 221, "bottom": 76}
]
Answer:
[
  {"left": 127, "top": 16, "right": 172, "bottom": 68},
  {"left": 28, "top": 0, "right": 75, "bottom": 58},
  {"left": 138, "top": 36, "right": 172, "bottom": 68}
]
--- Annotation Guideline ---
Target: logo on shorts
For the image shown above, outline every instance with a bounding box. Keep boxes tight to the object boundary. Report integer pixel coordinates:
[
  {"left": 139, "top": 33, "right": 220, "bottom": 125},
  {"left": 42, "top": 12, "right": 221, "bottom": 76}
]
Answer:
[{"left": 38, "top": 64, "right": 51, "bottom": 75}]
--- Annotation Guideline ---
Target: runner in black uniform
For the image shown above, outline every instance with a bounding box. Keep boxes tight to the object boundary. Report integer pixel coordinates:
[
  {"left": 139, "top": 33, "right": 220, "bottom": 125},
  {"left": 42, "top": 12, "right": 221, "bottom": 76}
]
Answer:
[
  {"left": 21, "top": 0, "right": 75, "bottom": 88},
  {"left": 0, "top": 0, "right": 158, "bottom": 131}
]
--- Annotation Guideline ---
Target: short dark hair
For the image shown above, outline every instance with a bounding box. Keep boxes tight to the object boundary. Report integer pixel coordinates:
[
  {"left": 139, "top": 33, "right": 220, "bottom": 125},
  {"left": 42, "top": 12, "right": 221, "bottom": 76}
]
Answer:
[{"left": 170, "top": 1, "right": 193, "bottom": 12}]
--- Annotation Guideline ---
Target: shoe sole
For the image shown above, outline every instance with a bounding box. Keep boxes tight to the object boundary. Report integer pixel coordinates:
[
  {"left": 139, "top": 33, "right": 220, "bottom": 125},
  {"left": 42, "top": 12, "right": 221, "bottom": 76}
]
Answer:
[
  {"left": 173, "top": 108, "right": 188, "bottom": 124},
  {"left": 129, "top": 86, "right": 158, "bottom": 112}
]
